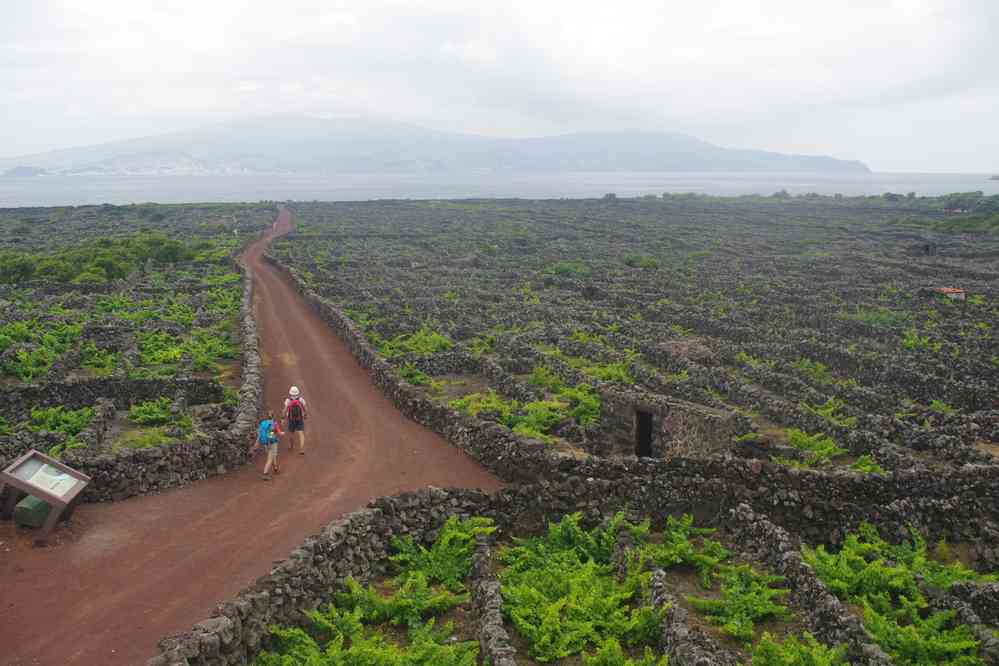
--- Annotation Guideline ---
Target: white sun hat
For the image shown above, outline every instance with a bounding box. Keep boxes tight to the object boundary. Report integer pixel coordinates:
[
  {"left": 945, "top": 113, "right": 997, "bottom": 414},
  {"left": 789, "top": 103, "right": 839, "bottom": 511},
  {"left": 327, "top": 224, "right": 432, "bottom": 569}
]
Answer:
[{"left": 289, "top": 386, "right": 300, "bottom": 397}]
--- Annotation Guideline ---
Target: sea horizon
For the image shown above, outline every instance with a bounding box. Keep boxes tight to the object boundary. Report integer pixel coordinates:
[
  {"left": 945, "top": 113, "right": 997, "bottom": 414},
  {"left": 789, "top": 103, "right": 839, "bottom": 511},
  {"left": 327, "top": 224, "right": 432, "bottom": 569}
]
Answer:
[{"left": 1, "top": 170, "right": 997, "bottom": 208}]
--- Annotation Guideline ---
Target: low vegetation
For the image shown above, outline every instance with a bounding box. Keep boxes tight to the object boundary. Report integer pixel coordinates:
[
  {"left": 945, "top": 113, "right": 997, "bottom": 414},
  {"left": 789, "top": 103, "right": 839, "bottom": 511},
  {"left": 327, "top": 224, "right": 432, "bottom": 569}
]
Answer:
[{"left": 803, "top": 522, "right": 997, "bottom": 665}]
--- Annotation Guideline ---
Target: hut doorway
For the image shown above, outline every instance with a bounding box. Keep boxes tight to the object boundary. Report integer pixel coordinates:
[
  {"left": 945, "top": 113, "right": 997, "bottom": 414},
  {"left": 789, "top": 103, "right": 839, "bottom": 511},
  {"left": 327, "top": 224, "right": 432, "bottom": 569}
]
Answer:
[{"left": 635, "top": 410, "right": 653, "bottom": 457}]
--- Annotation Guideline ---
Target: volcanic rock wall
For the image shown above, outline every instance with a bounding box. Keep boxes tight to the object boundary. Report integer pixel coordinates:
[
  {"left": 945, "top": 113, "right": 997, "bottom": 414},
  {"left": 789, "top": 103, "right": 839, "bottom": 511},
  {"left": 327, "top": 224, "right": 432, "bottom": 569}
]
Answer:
[{"left": 0, "top": 262, "right": 262, "bottom": 504}]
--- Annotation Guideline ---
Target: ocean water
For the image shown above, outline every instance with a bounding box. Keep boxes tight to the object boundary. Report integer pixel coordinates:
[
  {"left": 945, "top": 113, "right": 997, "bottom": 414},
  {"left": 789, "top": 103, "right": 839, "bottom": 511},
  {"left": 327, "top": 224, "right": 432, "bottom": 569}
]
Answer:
[{"left": 1, "top": 172, "right": 997, "bottom": 207}]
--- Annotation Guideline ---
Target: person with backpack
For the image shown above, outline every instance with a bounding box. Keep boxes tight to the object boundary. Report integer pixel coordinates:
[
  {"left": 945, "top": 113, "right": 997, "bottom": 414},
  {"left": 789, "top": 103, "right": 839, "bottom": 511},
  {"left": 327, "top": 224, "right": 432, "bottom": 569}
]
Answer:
[
  {"left": 252, "top": 411, "right": 283, "bottom": 480},
  {"left": 283, "top": 385, "right": 308, "bottom": 455}
]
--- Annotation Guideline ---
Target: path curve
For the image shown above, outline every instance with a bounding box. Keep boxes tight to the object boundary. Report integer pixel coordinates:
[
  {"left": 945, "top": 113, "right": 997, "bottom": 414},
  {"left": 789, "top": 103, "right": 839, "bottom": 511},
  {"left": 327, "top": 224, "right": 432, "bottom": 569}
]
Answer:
[{"left": 0, "top": 207, "right": 503, "bottom": 666}]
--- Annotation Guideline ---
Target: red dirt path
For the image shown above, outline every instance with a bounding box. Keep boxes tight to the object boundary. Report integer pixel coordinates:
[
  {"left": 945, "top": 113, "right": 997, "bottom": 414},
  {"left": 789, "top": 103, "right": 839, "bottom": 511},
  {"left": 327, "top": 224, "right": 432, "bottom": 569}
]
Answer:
[{"left": 0, "top": 207, "right": 503, "bottom": 666}]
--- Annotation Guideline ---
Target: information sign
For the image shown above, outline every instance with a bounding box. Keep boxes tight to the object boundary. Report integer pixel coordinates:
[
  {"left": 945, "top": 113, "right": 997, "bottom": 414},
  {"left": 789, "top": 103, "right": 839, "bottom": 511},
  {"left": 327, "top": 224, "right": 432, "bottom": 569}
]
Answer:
[{"left": 1, "top": 449, "right": 91, "bottom": 546}]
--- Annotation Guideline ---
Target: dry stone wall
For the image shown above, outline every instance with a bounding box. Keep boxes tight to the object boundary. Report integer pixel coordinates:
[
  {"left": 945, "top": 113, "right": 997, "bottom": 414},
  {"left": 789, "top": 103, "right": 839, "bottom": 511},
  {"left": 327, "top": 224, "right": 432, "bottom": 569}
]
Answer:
[
  {"left": 265, "top": 254, "right": 999, "bottom": 551},
  {"left": 0, "top": 261, "right": 262, "bottom": 505},
  {"left": 151, "top": 474, "right": 999, "bottom": 665}
]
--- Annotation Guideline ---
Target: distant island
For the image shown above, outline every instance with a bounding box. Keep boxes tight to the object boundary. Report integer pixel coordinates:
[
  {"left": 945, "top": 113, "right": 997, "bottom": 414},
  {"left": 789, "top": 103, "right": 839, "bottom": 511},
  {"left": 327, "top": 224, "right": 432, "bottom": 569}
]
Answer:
[
  {"left": 991, "top": 175, "right": 999, "bottom": 181},
  {"left": 0, "top": 115, "right": 870, "bottom": 176},
  {"left": 2, "top": 165, "right": 48, "bottom": 177}
]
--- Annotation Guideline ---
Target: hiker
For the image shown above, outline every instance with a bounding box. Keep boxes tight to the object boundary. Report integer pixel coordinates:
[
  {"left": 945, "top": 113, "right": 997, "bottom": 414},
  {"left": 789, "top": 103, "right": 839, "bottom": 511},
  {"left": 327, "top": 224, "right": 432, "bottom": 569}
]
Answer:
[
  {"left": 252, "top": 411, "right": 283, "bottom": 480},
  {"left": 283, "top": 385, "right": 308, "bottom": 455}
]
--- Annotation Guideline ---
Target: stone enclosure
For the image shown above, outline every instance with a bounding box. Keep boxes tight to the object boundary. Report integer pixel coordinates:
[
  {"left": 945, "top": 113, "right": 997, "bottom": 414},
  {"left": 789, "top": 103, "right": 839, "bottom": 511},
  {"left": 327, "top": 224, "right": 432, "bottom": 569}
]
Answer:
[
  {"left": 0, "top": 203, "right": 272, "bottom": 506},
  {"left": 152, "top": 196, "right": 999, "bottom": 664}
]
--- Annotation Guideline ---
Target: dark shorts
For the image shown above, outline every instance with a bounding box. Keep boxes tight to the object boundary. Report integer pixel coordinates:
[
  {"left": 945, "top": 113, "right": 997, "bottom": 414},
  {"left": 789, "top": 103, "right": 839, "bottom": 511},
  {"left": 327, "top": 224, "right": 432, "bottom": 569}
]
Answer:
[{"left": 288, "top": 419, "right": 305, "bottom": 432}]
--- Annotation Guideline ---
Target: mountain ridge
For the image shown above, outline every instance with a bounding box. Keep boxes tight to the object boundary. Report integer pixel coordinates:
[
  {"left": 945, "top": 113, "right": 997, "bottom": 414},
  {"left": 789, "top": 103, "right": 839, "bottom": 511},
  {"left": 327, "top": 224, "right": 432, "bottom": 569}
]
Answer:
[{"left": 0, "top": 115, "right": 871, "bottom": 176}]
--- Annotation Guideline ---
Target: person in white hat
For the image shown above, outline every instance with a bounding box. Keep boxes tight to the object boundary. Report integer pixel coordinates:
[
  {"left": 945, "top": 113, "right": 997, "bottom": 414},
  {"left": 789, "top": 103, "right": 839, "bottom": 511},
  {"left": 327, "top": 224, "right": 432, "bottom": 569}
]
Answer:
[{"left": 283, "top": 385, "right": 309, "bottom": 455}]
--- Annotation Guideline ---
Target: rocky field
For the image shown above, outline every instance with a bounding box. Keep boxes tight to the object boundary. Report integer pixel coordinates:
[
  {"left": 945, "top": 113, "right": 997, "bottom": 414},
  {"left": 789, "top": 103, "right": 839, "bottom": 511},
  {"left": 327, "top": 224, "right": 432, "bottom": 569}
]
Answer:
[
  {"left": 271, "top": 196, "right": 999, "bottom": 475},
  {"left": 0, "top": 202, "right": 273, "bottom": 495}
]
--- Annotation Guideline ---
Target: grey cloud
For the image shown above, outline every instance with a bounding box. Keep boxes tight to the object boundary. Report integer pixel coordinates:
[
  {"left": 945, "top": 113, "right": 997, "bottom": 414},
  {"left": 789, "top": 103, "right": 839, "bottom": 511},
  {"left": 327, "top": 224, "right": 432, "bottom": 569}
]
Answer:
[{"left": 1, "top": 0, "right": 998, "bottom": 171}]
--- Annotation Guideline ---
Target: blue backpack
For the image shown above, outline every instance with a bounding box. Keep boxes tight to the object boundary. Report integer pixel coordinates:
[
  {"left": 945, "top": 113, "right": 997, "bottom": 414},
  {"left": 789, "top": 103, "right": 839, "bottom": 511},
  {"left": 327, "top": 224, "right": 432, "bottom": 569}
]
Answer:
[{"left": 257, "top": 419, "right": 277, "bottom": 445}]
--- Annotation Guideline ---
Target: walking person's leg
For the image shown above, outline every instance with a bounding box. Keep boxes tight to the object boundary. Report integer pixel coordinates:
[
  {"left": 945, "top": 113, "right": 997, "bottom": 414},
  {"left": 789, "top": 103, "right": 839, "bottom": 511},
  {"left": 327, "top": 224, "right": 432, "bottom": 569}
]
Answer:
[{"left": 262, "top": 444, "right": 276, "bottom": 479}]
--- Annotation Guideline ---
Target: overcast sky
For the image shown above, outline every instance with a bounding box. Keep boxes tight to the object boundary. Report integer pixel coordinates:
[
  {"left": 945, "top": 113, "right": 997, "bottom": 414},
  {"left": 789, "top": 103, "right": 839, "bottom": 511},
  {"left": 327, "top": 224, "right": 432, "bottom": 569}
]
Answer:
[{"left": 3, "top": 0, "right": 997, "bottom": 172}]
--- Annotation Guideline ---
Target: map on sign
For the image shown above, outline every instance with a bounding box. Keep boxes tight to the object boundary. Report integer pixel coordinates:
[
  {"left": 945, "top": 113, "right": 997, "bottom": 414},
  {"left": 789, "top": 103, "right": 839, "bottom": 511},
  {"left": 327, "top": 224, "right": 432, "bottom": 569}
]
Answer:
[{"left": 25, "top": 463, "right": 77, "bottom": 498}]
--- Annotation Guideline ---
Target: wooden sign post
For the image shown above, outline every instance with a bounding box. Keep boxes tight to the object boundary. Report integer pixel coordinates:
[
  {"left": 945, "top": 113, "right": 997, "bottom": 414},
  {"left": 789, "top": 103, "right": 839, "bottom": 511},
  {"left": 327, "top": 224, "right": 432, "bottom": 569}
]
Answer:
[{"left": 0, "top": 449, "right": 91, "bottom": 547}]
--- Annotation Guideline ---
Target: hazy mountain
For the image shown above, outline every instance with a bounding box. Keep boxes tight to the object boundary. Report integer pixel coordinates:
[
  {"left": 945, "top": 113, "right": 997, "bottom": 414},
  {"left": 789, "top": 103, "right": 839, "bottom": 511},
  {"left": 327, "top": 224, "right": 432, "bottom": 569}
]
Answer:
[{"left": 0, "top": 116, "right": 870, "bottom": 176}]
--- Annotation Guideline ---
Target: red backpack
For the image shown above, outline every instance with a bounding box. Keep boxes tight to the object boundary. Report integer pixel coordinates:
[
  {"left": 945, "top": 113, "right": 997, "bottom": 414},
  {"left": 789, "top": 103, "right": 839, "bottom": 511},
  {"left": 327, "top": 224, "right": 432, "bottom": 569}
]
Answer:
[{"left": 287, "top": 398, "right": 304, "bottom": 422}]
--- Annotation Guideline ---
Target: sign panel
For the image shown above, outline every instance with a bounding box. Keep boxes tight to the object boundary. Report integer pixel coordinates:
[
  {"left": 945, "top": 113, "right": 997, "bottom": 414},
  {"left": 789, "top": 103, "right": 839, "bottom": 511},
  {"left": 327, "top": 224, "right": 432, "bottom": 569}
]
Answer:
[
  {"left": 26, "top": 463, "right": 78, "bottom": 498},
  {"left": 1, "top": 449, "right": 91, "bottom": 546}
]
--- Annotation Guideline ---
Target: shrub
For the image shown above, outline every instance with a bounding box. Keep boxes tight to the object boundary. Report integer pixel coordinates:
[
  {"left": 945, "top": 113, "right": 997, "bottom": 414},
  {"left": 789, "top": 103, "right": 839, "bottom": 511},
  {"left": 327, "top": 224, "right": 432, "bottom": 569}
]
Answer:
[
  {"left": 850, "top": 455, "right": 886, "bottom": 475},
  {"left": 28, "top": 405, "right": 94, "bottom": 436},
  {"left": 204, "top": 287, "right": 241, "bottom": 317},
  {"left": 517, "top": 399, "right": 570, "bottom": 433},
  {"left": 638, "top": 514, "right": 732, "bottom": 588},
  {"left": 511, "top": 422, "right": 555, "bottom": 443},
  {"left": 128, "top": 397, "right": 173, "bottom": 426},
  {"left": 580, "top": 360, "right": 633, "bottom": 384},
  {"left": 466, "top": 334, "right": 495, "bottom": 358},
  {"left": 380, "top": 324, "right": 453, "bottom": 358},
  {"left": 1, "top": 233, "right": 203, "bottom": 285},
  {"left": 558, "top": 384, "right": 601, "bottom": 426},
  {"left": 802, "top": 522, "right": 995, "bottom": 665},
  {"left": 751, "top": 632, "right": 847, "bottom": 665},
  {"left": 451, "top": 383, "right": 600, "bottom": 436},
  {"left": 583, "top": 638, "right": 667, "bottom": 666},
  {"left": 736, "top": 351, "right": 770, "bottom": 369},
  {"left": 498, "top": 513, "right": 662, "bottom": 661},
  {"left": 390, "top": 516, "right": 496, "bottom": 591},
  {"left": 784, "top": 428, "right": 847, "bottom": 467},
  {"left": 0, "top": 252, "right": 36, "bottom": 283},
  {"left": 449, "top": 390, "right": 517, "bottom": 423},
  {"left": 137, "top": 330, "right": 183, "bottom": 366},
  {"left": 185, "top": 326, "right": 238, "bottom": 371},
  {"left": 622, "top": 255, "right": 658, "bottom": 269},
  {"left": 222, "top": 386, "right": 239, "bottom": 407},
  {"left": 928, "top": 399, "right": 956, "bottom": 416},
  {"left": 256, "top": 584, "right": 477, "bottom": 666},
  {"left": 80, "top": 342, "right": 117, "bottom": 376},
  {"left": 201, "top": 271, "right": 241, "bottom": 287},
  {"left": 548, "top": 261, "right": 591, "bottom": 277},
  {"left": 0, "top": 321, "right": 81, "bottom": 380},
  {"left": 164, "top": 299, "right": 196, "bottom": 328},
  {"left": 0, "top": 320, "right": 34, "bottom": 352},
  {"left": 902, "top": 328, "right": 942, "bottom": 352},
  {"left": 335, "top": 573, "right": 468, "bottom": 628},
  {"left": 570, "top": 329, "right": 608, "bottom": 346},
  {"left": 840, "top": 306, "right": 905, "bottom": 329},
  {"left": 2, "top": 347, "right": 56, "bottom": 381},
  {"left": 255, "top": 517, "right": 487, "bottom": 665},
  {"left": 688, "top": 564, "right": 790, "bottom": 643},
  {"left": 800, "top": 397, "right": 858, "bottom": 428},
  {"left": 664, "top": 369, "right": 690, "bottom": 382},
  {"left": 399, "top": 363, "right": 433, "bottom": 386},
  {"left": 792, "top": 358, "right": 833, "bottom": 384},
  {"left": 501, "top": 512, "right": 649, "bottom": 576},
  {"left": 528, "top": 366, "right": 564, "bottom": 392}
]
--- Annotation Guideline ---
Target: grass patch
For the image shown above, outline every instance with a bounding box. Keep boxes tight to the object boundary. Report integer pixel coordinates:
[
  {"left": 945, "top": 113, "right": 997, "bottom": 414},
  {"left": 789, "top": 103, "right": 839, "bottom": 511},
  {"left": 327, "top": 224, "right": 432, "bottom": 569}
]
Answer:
[
  {"left": 115, "top": 427, "right": 172, "bottom": 450},
  {"left": 840, "top": 306, "right": 905, "bottom": 329}
]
